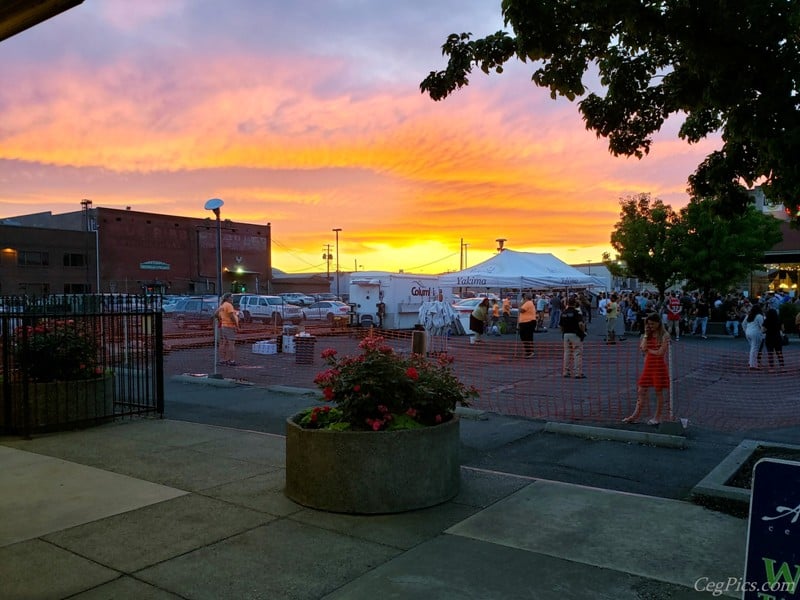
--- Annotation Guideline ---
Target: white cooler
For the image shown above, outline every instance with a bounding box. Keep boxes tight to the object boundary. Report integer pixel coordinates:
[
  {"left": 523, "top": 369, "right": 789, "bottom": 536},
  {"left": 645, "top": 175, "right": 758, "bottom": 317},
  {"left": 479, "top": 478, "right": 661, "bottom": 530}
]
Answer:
[
  {"left": 252, "top": 340, "right": 277, "bottom": 355},
  {"left": 282, "top": 335, "right": 296, "bottom": 353}
]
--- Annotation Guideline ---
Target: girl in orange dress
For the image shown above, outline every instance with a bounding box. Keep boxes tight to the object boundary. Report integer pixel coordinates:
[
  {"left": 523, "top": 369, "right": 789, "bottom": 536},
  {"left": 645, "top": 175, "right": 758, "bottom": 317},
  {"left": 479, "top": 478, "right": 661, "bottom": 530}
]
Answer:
[{"left": 623, "top": 312, "right": 670, "bottom": 425}]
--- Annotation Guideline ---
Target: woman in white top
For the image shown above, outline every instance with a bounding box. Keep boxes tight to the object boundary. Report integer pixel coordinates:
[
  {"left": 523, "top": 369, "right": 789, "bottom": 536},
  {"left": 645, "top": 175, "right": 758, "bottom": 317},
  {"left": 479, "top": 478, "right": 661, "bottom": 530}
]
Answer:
[{"left": 744, "top": 305, "right": 765, "bottom": 370}]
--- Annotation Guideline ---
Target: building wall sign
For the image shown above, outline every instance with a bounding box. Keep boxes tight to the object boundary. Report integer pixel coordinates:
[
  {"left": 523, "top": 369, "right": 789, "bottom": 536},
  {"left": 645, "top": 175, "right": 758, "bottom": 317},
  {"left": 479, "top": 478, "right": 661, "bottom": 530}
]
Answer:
[{"left": 140, "top": 261, "right": 171, "bottom": 271}]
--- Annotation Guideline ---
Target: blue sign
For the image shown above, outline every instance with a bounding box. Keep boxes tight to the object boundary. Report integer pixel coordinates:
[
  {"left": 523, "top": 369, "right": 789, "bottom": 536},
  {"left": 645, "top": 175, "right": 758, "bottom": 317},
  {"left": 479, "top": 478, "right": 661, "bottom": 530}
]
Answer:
[{"left": 744, "top": 458, "right": 800, "bottom": 599}]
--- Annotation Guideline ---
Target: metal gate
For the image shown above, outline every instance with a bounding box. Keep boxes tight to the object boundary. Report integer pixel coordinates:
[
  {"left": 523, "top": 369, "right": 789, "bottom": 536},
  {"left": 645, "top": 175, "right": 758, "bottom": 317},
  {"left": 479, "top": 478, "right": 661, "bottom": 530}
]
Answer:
[{"left": 1, "top": 294, "right": 164, "bottom": 436}]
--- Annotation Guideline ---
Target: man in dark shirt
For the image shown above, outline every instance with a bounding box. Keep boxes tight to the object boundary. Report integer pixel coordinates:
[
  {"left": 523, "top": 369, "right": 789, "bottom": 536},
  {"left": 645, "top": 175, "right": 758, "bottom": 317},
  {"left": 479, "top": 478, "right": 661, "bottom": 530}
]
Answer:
[
  {"left": 560, "top": 297, "right": 586, "bottom": 378},
  {"left": 693, "top": 294, "right": 710, "bottom": 339}
]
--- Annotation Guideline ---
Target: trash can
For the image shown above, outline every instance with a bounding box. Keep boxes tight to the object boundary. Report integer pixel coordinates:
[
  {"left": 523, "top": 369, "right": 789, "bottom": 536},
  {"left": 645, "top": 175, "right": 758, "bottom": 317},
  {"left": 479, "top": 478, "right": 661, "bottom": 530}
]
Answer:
[
  {"left": 282, "top": 334, "right": 296, "bottom": 354},
  {"left": 294, "top": 335, "right": 316, "bottom": 365}
]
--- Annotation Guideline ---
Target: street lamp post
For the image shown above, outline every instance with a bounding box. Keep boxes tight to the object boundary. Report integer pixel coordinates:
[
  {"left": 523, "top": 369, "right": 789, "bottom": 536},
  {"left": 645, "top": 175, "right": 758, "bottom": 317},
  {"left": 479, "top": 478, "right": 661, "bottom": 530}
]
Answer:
[
  {"left": 80, "top": 199, "right": 92, "bottom": 291},
  {"left": 205, "top": 198, "right": 224, "bottom": 376},
  {"left": 332, "top": 228, "right": 342, "bottom": 299}
]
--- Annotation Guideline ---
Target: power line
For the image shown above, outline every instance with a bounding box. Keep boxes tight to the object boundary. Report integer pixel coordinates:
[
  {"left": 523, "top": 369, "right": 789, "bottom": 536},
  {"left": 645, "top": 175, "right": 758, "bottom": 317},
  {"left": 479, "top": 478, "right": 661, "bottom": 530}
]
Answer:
[
  {"left": 271, "top": 238, "right": 321, "bottom": 269},
  {"left": 406, "top": 251, "right": 460, "bottom": 272}
]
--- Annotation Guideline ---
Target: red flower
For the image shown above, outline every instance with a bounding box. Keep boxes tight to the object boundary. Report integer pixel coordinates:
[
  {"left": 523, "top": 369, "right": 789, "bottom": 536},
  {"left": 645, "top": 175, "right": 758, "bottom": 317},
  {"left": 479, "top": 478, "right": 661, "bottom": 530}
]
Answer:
[
  {"left": 377, "top": 404, "right": 388, "bottom": 413},
  {"left": 323, "top": 387, "right": 335, "bottom": 400},
  {"left": 353, "top": 384, "right": 361, "bottom": 392},
  {"left": 405, "top": 407, "right": 417, "bottom": 417},
  {"left": 310, "top": 412, "right": 318, "bottom": 422},
  {"left": 371, "top": 420, "right": 382, "bottom": 431},
  {"left": 435, "top": 414, "right": 442, "bottom": 423},
  {"left": 322, "top": 406, "right": 331, "bottom": 413},
  {"left": 321, "top": 348, "right": 338, "bottom": 359},
  {"left": 405, "top": 367, "right": 419, "bottom": 380}
]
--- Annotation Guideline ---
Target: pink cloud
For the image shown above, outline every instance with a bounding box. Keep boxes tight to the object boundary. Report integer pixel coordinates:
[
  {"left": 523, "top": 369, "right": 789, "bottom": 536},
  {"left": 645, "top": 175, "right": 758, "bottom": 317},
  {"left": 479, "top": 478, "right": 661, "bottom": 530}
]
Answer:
[{"left": 0, "top": 9, "right": 722, "bottom": 274}]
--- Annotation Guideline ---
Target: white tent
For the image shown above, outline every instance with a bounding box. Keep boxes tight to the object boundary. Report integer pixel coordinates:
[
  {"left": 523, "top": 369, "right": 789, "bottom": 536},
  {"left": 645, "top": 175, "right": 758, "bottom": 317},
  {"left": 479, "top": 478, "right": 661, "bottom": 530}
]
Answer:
[{"left": 439, "top": 250, "right": 603, "bottom": 289}]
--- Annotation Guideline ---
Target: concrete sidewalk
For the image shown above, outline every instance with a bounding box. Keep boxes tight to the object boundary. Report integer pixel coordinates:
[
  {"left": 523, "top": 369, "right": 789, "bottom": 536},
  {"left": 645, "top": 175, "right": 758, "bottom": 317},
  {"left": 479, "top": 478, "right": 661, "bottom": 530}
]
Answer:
[{"left": 1, "top": 418, "right": 746, "bottom": 599}]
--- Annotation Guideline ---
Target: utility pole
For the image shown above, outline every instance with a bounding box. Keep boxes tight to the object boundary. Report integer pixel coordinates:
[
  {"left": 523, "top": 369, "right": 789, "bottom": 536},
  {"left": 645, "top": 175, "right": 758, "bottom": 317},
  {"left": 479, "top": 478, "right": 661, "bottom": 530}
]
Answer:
[
  {"left": 322, "top": 244, "right": 333, "bottom": 281},
  {"left": 332, "top": 228, "right": 342, "bottom": 299}
]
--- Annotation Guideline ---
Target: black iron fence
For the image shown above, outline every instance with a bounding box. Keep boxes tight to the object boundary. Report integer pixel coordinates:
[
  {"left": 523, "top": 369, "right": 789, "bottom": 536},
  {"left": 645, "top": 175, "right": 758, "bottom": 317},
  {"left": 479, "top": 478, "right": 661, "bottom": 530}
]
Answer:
[{"left": 1, "top": 294, "right": 164, "bottom": 436}]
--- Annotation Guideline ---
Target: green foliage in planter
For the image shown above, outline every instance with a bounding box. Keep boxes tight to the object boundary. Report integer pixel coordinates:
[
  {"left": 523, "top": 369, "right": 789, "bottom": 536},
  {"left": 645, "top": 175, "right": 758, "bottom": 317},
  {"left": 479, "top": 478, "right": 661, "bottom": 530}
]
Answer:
[
  {"left": 310, "top": 334, "right": 477, "bottom": 431},
  {"left": 13, "top": 319, "right": 101, "bottom": 382}
]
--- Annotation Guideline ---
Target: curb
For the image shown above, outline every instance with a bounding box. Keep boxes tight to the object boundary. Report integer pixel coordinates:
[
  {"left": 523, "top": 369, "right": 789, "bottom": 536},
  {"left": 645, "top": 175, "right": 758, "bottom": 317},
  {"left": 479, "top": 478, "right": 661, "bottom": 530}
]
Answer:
[
  {"left": 171, "top": 374, "right": 242, "bottom": 388},
  {"left": 266, "top": 385, "right": 319, "bottom": 396},
  {"left": 691, "top": 439, "right": 800, "bottom": 504},
  {"left": 456, "top": 406, "right": 488, "bottom": 420},
  {"left": 544, "top": 421, "right": 687, "bottom": 449}
]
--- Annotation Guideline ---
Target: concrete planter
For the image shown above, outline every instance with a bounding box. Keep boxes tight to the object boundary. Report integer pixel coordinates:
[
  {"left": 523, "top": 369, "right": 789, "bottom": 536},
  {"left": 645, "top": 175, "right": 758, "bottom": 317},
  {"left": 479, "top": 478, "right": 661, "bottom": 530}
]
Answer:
[
  {"left": 2, "top": 375, "right": 115, "bottom": 433},
  {"left": 285, "top": 415, "right": 460, "bottom": 514}
]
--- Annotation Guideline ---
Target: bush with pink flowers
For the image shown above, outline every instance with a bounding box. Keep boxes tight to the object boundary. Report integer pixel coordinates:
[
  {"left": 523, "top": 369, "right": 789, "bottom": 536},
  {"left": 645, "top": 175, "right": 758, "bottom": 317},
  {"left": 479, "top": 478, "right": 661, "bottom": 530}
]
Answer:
[{"left": 298, "top": 334, "right": 477, "bottom": 431}]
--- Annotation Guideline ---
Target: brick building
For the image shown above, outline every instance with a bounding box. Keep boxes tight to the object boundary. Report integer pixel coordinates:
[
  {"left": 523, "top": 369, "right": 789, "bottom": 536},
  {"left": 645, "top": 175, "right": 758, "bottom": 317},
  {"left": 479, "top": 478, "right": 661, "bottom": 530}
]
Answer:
[{"left": 1, "top": 207, "right": 271, "bottom": 295}]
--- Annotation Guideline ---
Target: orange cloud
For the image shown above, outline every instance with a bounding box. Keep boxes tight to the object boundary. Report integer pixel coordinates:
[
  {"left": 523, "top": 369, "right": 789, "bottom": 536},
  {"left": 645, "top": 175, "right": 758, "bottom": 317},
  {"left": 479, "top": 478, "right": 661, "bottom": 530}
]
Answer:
[{"left": 0, "top": 34, "right": 718, "bottom": 275}]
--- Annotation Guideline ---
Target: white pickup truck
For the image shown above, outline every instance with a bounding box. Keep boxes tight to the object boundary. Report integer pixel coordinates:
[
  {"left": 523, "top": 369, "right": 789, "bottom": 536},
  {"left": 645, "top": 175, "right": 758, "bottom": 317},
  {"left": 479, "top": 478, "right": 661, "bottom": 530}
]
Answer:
[{"left": 237, "top": 295, "right": 304, "bottom": 325}]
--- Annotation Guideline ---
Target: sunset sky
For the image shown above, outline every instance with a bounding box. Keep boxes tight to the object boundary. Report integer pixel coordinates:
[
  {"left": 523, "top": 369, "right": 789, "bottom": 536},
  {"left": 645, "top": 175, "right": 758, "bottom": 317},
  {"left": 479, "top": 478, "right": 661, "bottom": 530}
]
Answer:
[{"left": 0, "top": 0, "right": 719, "bottom": 275}]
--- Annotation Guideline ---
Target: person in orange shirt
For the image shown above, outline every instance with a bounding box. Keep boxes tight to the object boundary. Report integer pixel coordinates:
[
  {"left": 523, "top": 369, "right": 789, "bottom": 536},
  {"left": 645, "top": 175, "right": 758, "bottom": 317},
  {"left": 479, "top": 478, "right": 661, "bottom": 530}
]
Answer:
[
  {"left": 517, "top": 293, "right": 537, "bottom": 358},
  {"left": 490, "top": 299, "right": 501, "bottom": 335},
  {"left": 502, "top": 296, "right": 514, "bottom": 333},
  {"left": 215, "top": 293, "right": 240, "bottom": 366}
]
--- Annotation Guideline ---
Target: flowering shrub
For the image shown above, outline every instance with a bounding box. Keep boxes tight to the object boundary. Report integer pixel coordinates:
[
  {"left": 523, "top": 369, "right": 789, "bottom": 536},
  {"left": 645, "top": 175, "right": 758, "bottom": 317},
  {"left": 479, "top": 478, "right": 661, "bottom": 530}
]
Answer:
[
  {"left": 301, "top": 334, "right": 478, "bottom": 431},
  {"left": 13, "top": 319, "right": 102, "bottom": 382}
]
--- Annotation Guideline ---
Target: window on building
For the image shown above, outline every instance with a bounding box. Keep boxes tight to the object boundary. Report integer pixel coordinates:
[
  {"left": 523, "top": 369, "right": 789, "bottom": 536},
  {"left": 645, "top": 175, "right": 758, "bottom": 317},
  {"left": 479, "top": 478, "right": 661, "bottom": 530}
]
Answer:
[
  {"left": 19, "top": 283, "right": 50, "bottom": 295},
  {"left": 18, "top": 251, "right": 49, "bottom": 267},
  {"left": 64, "top": 283, "right": 90, "bottom": 294},
  {"left": 63, "top": 253, "right": 87, "bottom": 267}
]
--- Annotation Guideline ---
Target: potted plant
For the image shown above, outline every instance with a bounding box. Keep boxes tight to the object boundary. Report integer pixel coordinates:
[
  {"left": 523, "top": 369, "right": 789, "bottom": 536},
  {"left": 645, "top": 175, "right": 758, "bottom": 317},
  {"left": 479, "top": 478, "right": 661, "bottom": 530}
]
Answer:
[
  {"left": 285, "top": 334, "right": 478, "bottom": 513},
  {"left": 3, "top": 318, "right": 114, "bottom": 432}
]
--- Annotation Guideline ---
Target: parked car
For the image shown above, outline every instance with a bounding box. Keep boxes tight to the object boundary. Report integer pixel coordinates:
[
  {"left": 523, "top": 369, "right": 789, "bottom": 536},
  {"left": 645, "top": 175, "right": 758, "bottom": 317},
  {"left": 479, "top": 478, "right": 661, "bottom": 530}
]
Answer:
[
  {"left": 304, "top": 300, "right": 351, "bottom": 322},
  {"left": 238, "top": 294, "right": 303, "bottom": 324},
  {"left": 279, "top": 292, "right": 316, "bottom": 306},
  {"left": 173, "top": 297, "right": 218, "bottom": 329},
  {"left": 162, "top": 296, "right": 185, "bottom": 315},
  {"left": 451, "top": 297, "right": 485, "bottom": 317},
  {"left": 314, "top": 293, "right": 340, "bottom": 302}
]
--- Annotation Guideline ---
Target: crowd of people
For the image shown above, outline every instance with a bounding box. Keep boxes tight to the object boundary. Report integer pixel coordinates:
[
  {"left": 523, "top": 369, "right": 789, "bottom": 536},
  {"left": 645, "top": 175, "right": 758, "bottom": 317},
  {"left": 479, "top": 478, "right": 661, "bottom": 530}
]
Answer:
[{"left": 466, "top": 287, "right": 797, "bottom": 425}]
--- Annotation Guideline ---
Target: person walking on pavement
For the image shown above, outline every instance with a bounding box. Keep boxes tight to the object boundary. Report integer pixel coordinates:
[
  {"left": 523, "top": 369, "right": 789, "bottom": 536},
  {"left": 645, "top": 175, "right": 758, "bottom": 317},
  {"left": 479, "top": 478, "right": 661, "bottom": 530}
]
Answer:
[
  {"left": 744, "top": 304, "right": 765, "bottom": 370},
  {"left": 502, "top": 295, "right": 513, "bottom": 332},
  {"left": 549, "top": 292, "right": 562, "bottom": 329},
  {"left": 536, "top": 294, "right": 548, "bottom": 331},
  {"left": 518, "top": 293, "right": 537, "bottom": 358},
  {"left": 762, "top": 307, "right": 785, "bottom": 371},
  {"left": 666, "top": 291, "right": 682, "bottom": 340},
  {"left": 490, "top": 299, "right": 501, "bottom": 335},
  {"left": 469, "top": 297, "right": 490, "bottom": 343},
  {"left": 693, "top": 294, "right": 710, "bottom": 338},
  {"left": 605, "top": 293, "right": 619, "bottom": 343},
  {"left": 215, "top": 293, "right": 240, "bottom": 366},
  {"left": 623, "top": 313, "right": 670, "bottom": 425},
  {"left": 560, "top": 297, "right": 586, "bottom": 378}
]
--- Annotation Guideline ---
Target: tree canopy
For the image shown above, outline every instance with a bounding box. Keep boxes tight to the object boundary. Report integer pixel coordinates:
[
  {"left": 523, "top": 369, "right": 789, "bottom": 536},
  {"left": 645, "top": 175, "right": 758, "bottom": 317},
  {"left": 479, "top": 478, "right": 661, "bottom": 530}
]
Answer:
[
  {"left": 420, "top": 0, "right": 800, "bottom": 217},
  {"left": 609, "top": 194, "right": 782, "bottom": 296},
  {"left": 674, "top": 199, "right": 782, "bottom": 294},
  {"left": 609, "top": 194, "right": 681, "bottom": 297}
]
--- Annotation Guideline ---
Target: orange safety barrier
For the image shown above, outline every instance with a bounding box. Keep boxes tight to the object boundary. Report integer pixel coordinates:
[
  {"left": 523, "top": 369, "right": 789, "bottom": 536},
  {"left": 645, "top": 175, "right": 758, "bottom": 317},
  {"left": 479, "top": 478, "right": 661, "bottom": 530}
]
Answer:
[{"left": 163, "top": 326, "right": 800, "bottom": 432}]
